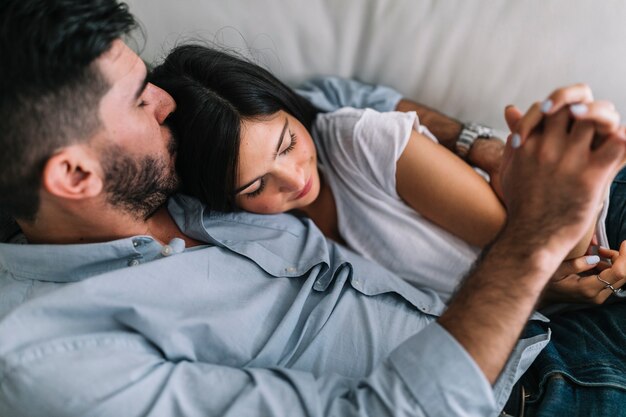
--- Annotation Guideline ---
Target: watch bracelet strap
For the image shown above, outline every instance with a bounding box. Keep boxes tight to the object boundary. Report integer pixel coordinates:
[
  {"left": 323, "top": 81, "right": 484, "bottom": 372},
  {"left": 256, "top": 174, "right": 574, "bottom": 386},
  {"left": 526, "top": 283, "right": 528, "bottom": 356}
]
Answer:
[{"left": 456, "top": 122, "right": 493, "bottom": 159}]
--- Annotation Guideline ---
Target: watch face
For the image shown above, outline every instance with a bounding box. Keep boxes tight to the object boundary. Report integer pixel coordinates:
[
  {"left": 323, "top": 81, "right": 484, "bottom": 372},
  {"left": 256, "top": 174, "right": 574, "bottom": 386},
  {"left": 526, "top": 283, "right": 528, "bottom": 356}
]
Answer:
[
  {"left": 468, "top": 123, "right": 493, "bottom": 137},
  {"left": 478, "top": 126, "right": 492, "bottom": 137}
]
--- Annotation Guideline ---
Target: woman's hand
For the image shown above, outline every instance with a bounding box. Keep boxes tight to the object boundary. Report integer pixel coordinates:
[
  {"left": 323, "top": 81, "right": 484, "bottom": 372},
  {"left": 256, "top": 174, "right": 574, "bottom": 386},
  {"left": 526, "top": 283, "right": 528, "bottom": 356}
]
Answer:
[
  {"left": 540, "top": 242, "right": 626, "bottom": 306},
  {"left": 504, "top": 83, "right": 622, "bottom": 145}
]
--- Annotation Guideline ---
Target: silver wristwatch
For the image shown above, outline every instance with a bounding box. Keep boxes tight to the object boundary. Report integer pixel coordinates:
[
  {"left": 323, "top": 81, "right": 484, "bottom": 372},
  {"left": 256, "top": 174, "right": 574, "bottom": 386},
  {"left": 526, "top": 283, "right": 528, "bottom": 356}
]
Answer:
[{"left": 456, "top": 122, "right": 494, "bottom": 159}]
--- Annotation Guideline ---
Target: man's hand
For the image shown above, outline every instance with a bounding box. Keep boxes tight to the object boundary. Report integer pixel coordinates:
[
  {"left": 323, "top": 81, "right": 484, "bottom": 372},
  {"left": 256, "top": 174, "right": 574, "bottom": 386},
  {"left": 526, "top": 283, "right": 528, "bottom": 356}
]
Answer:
[
  {"left": 440, "top": 84, "right": 626, "bottom": 385},
  {"left": 500, "top": 88, "right": 626, "bottom": 262}
]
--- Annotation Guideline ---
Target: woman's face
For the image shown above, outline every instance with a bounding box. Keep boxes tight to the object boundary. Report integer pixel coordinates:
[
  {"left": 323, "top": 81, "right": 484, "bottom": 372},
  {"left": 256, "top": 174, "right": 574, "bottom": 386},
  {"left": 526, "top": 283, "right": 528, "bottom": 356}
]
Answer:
[{"left": 235, "top": 110, "right": 320, "bottom": 213}]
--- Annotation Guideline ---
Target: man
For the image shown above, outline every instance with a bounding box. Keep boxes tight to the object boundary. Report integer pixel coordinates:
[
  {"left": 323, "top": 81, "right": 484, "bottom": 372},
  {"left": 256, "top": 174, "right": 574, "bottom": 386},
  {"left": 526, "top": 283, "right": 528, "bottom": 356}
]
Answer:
[{"left": 0, "top": 1, "right": 625, "bottom": 416}]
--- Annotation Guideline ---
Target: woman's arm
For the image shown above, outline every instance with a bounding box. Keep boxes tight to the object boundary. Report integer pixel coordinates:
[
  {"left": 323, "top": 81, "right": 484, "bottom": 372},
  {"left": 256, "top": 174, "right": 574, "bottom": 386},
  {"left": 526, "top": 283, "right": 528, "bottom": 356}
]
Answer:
[
  {"left": 396, "top": 130, "right": 506, "bottom": 248},
  {"left": 395, "top": 128, "right": 607, "bottom": 255}
]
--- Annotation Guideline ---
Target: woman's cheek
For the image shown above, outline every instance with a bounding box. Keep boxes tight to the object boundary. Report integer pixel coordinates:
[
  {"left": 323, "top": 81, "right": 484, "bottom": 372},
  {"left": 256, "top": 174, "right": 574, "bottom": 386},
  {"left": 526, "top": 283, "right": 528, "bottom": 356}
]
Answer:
[{"left": 253, "top": 198, "right": 280, "bottom": 214}]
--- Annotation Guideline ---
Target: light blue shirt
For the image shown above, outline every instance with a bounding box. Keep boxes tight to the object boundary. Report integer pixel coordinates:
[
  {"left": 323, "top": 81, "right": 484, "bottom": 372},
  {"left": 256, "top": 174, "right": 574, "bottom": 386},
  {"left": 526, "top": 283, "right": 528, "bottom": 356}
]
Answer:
[{"left": 0, "top": 78, "right": 549, "bottom": 416}]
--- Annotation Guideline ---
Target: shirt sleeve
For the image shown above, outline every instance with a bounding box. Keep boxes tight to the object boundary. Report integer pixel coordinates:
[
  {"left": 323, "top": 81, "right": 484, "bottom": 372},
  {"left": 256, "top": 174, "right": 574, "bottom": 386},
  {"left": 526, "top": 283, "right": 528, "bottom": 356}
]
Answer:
[
  {"left": 0, "top": 325, "right": 499, "bottom": 417},
  {"left": 314, "top": 108, "right": 419, "bottom": 199},
  {"left": 295, "top": 76, "right": 403, "bottom": 112},
  {"left": 389, "top": 323, "right": 497, "bottom": 417}
]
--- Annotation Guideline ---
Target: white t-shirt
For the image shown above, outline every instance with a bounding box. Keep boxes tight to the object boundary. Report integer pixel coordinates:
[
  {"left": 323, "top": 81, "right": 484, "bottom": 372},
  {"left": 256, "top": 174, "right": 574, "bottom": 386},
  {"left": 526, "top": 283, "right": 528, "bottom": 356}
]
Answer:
[{"left": 312, "top": 107, "right": 480, "bottom": 302}]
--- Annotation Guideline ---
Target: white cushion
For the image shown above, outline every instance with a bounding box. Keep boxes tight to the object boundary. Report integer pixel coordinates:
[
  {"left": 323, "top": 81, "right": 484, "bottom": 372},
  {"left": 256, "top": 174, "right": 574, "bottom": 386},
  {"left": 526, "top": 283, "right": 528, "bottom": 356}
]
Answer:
[{"left": 127, "top": 0, "right": 626, "bottom": 130}]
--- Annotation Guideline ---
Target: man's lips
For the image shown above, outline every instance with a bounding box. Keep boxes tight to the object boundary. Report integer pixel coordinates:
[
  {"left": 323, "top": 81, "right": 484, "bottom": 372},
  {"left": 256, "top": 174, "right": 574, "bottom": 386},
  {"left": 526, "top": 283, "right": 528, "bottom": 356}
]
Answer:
[{"left": 296, "top": 177, "right": 313, "bottom": 199}]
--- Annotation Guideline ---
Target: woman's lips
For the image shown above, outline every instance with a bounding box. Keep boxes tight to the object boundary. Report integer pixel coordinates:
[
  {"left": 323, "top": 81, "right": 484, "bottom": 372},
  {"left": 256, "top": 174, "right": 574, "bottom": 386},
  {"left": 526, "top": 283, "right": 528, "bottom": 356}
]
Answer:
[{"left": 296, "top": 177, "right": 313, "bottom": 199}]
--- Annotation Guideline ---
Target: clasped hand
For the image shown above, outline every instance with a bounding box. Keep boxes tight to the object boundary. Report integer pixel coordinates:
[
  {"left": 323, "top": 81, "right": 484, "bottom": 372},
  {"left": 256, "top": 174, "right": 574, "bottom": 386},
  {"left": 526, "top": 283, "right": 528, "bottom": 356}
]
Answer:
[
  {"left": 543, "top": 243, "right": 626, "bottom": 306},
  {"left": 500, "top": 84, "right": 626, "bottom": 302}
]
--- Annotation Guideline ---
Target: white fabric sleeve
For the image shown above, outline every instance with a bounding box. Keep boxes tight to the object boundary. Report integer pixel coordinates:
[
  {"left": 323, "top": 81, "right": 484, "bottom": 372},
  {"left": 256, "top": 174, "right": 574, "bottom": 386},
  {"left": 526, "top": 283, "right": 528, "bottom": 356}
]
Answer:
[{"left": 346, "top": 108, "right": 422, "bottom": 197}]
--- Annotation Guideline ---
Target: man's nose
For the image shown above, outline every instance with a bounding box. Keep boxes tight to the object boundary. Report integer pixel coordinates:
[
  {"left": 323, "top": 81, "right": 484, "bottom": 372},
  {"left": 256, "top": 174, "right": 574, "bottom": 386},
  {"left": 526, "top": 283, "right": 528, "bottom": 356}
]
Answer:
[{"left": 146, "top": 83, "right": 176, "bottom": 125}]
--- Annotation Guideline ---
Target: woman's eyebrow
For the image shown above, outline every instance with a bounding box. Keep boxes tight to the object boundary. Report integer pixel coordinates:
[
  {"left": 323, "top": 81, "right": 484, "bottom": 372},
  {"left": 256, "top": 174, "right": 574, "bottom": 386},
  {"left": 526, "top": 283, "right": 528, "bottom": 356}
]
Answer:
[{"left": 273, "top": 117, "right": 289, "bottom": 159}]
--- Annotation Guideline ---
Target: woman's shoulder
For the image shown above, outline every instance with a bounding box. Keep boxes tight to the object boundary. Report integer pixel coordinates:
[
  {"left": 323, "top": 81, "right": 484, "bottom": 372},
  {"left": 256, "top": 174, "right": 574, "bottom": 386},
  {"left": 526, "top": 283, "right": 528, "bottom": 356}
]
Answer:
[
  {"left": 314, "top": 107, "right": 412, "bottom": 134},
  {"left": 315, "top": 107, "right": 418, "bottom": 128},
  {"left": 314, "top": 106, "right": 366, "bottom": 126},
  {"left": 314, "top": 107, "right": 419, "bottom": 149},
  {"left": 312, "top": 107, "right": 365, "bottom": 147},
  {"left": 313, "top": 106, "right": 420, "bottom": 175}
]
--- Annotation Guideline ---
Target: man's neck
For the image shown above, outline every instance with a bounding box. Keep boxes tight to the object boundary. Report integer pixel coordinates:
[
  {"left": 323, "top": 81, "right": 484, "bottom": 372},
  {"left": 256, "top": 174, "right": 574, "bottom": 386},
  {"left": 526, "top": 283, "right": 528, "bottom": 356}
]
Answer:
[
  {"left": 18, "top": 205, "right": 201, "bottom": 247},
  {"left": 144, "top": 206, "right": 204, "bottom": 247}
]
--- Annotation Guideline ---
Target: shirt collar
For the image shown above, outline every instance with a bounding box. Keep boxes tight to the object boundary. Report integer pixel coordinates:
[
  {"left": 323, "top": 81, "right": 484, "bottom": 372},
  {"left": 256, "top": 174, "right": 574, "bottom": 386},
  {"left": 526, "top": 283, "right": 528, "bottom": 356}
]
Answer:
[
  {"left": 0, "top": 194, "right": 322, "bottom": 283},
  {"left": 0, "top": 235, "right": 166, "bottom": 282}
]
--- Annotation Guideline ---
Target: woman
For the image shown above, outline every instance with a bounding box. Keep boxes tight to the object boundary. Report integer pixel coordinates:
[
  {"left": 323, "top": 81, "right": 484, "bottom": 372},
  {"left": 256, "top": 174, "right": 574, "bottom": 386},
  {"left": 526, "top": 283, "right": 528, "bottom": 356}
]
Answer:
[{"left": 150, "top": 44, "right": 621, "bottom": 302}]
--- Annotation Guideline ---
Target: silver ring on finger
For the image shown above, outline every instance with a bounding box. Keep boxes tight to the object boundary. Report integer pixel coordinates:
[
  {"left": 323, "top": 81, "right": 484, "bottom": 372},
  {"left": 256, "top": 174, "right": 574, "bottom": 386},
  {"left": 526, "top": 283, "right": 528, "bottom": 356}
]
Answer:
[{"left": 596, "top": 275, "right": 622, "bottom": 295}]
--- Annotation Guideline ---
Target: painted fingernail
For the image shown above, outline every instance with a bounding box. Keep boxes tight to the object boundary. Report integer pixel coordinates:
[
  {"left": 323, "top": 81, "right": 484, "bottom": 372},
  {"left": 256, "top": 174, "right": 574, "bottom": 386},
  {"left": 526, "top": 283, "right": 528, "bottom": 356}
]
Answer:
[
  {"left": 585, "top": 255, "right": 600, "bottom": 265},
  {"left": 570, "top": 103, "right": 588, "bottom": 116},
  {"left": 511, "top": 133, "right": 521, "bottom": 148},
  {"left": 541, "top": 99, "right": 553, "bottom": 113}
]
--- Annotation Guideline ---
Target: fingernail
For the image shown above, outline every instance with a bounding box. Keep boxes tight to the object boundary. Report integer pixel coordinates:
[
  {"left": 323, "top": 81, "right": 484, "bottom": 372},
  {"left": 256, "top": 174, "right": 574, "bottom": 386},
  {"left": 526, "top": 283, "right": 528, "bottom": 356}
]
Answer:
[
  {"left": 570, "top": 103, "right": 588, "bottom": 116},
  {"left": 511, "top": 133, "right": 521, "bottom": 148},
  {"left": 541, "top": 99, "right": 553, "bottom": 113},
  {"left": 585, "top": 255, "right": 600, "bottom": 265}
]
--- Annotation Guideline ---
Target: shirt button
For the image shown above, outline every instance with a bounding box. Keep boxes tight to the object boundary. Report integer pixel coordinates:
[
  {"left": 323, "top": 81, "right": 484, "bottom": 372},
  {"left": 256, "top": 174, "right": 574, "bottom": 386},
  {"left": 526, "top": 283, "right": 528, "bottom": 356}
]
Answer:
[
  {"left": 128, "top": 259, "right": 140, "bottom": 267},
  {"left": 285, "top": 267, "right": 296, "bottom": 273}
]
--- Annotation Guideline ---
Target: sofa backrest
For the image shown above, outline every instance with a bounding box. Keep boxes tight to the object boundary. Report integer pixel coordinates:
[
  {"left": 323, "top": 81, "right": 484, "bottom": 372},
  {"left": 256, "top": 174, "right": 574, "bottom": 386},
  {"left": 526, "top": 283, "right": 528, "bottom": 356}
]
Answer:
[{"left": 127, "top": 0, "right": 626, "bottom": 130}]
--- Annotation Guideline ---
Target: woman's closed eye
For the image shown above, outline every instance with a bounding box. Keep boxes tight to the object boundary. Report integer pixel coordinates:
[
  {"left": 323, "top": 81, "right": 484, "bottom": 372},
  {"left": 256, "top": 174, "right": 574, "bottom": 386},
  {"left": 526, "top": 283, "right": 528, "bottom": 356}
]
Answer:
[
  {"left": 279, "top": 131, "right": 297, "bottom": 155},
  {"left": 245, "top": 177, "right": 266, "bottom": 199},
  {"left": 244, "top": 131, "right": 298, "bottom": 199}
]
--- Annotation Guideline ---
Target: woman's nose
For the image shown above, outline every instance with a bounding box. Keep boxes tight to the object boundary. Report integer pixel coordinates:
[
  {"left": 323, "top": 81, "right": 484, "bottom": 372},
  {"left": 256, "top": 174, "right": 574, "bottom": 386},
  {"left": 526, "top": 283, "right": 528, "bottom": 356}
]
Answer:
[{"left": 276, "top": 165, "right": 305, "bottom": 193}]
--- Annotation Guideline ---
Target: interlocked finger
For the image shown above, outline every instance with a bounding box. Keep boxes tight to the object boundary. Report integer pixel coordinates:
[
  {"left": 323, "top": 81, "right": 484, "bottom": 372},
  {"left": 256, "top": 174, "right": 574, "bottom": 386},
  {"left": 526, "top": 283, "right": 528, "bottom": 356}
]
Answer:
[
  {"left": 541, "top": 83, "right": 594, "bottom": 115},
  {"left": 569, "top": 100, "right": 621, "bottom": 137},
  {"left": 512, "top": 84, "right": 595, "bottom": 147}
]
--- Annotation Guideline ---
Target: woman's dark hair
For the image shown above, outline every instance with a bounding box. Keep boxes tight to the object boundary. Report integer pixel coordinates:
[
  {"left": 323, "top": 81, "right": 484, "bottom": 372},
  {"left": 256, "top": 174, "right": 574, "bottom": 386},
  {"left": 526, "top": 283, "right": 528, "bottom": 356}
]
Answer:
[{"left": 149, "top": 45, "right": 319, "bottom": 212}]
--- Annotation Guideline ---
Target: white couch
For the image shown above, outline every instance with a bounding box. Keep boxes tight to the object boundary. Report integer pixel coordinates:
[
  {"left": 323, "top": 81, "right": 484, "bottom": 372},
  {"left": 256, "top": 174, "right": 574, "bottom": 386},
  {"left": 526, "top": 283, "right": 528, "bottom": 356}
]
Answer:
[
  {"left": 1, "top": 1, "right": 624, "bottom": 238},
  {"left": 127, "top": 0, "right": 626, "bottom": 131}
]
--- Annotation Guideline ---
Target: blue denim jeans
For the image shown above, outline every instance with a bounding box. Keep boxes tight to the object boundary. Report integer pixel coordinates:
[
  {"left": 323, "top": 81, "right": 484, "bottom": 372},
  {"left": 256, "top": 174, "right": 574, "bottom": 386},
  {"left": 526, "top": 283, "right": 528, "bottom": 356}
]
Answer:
[
  {"left": 517, "top": 171, "right": 626, "bottom": 416},
  {"left": 520, "top": 303, "right": 626, "bottom": 416},
  {"left": 606, "top": 166, "right": 626, "bottom": 250}
]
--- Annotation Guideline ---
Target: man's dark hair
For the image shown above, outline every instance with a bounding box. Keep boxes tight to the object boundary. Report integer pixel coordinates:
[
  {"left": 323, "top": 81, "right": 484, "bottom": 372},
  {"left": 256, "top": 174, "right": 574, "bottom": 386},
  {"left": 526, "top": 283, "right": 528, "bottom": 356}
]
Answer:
[
  {"left": 0, "top": 0, "right": 137, "bottom": 221},
  {"left": 149, "top": 45, "right": 319, "bottom": 213}
]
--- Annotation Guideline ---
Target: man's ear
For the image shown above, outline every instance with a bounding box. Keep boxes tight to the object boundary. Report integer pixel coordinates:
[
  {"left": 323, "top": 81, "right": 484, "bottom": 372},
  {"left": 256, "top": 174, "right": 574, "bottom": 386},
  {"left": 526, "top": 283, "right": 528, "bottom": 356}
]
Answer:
[{"left": 41, "top": 145, "right": 104, "bottom": 200}]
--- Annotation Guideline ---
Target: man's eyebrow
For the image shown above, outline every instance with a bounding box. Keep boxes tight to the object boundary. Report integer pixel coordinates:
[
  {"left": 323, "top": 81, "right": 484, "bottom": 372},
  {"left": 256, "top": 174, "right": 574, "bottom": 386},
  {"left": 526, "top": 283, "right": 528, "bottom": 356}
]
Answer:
[
  {"left": 133, "top": 74, "right": 149, "bottom": 101},
  {"left": 273, "top": 118, "right": 289, "bottom": 159}
]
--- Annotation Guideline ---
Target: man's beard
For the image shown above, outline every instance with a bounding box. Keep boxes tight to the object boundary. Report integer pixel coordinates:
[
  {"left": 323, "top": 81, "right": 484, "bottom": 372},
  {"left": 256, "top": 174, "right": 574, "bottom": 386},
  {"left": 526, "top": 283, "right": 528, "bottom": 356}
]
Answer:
[{"left": 101, "top": 141, "right": 180, "bottom": 220}]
